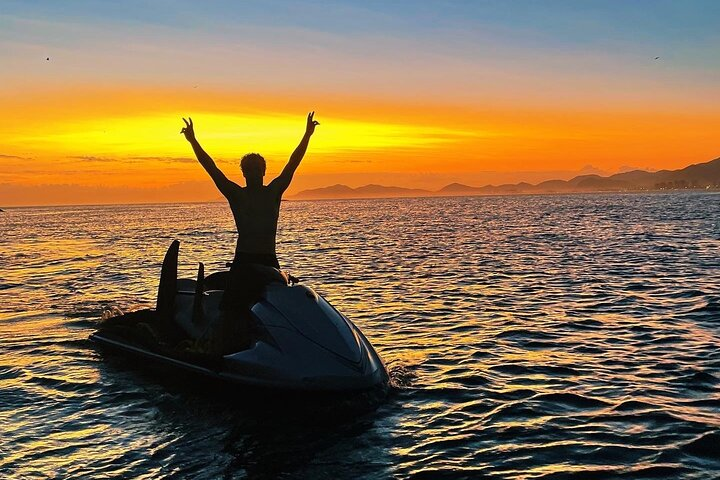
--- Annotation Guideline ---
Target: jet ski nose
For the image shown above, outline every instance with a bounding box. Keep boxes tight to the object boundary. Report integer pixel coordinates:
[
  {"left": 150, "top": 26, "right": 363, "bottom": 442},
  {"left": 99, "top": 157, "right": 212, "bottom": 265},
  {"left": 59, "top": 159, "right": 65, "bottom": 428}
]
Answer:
[{"left": 263, "top": 285, "right": 363, "bottom": 364}]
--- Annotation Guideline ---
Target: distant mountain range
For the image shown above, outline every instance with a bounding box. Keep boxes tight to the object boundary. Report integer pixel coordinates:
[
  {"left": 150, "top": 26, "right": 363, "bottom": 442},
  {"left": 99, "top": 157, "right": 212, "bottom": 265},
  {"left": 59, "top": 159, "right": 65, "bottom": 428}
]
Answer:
[{"left": 292, "top": 157, "right": 720, "bottom": 200}]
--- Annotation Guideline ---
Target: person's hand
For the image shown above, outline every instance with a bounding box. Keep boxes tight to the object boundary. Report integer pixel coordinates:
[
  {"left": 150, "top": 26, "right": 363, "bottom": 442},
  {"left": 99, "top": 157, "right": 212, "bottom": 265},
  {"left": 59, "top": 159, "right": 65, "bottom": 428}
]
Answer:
[
  {"left": 305, "top": 111, "right": 319, "bottom": 136},
  {"left": 180, "top": 117, "right": 195, "bottom": 142}
]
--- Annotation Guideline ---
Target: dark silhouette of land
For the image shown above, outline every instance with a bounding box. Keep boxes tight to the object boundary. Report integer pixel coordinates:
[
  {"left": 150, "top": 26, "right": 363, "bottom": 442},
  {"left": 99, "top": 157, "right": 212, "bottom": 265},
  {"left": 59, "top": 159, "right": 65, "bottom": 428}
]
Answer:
[
  {"left": 294, "top": 184, "right": 432, "bottom": 199},
  {"left": 292, "top": 157, "right": 720, "bottom": 200}
]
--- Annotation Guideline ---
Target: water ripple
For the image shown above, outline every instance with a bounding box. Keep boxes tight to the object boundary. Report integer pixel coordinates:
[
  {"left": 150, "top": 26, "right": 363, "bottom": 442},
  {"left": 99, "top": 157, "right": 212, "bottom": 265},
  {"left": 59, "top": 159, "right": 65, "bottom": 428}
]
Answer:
[{"left": 1, "top": 193, "right": 719, "bottom": 478}]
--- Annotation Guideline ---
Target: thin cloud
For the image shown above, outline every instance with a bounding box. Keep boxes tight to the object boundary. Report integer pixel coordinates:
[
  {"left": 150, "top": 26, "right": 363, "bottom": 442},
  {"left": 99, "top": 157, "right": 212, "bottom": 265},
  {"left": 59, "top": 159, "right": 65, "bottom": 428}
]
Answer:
[
  {"left": 68, "top": 155, "right": 196, "bottom": 164},
  {"left": 67, "top": 155, "right": 117, "bottom": 162},
  {"left": 128, "top": 156, "right": 196, "bottom": 163}
]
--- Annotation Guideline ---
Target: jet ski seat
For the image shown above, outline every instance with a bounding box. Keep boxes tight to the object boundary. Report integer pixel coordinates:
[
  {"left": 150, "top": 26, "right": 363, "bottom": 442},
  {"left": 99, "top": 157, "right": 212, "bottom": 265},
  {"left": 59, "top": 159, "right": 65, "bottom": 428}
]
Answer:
[
  {"left": 205, "top": 271, "right": 230, "bottom": 291},
  {"left": 246, "top": 264, "right": 291, "bottom": 286},
  {"left": 212, "top": 263, "right": 292, "bottom": 290}
]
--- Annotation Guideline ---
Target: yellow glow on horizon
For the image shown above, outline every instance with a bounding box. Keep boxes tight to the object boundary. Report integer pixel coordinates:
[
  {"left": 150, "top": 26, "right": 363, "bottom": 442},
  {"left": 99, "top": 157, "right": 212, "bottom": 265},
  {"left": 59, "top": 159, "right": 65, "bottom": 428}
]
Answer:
[{"left": 3, "top": 111, "right": 477, "bottom": 160}]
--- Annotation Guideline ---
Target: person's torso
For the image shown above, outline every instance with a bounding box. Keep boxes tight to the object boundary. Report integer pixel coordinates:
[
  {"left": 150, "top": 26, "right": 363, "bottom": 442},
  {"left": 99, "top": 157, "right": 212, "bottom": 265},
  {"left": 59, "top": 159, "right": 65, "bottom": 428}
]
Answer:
[{"left": 227, "top": 184, "right": 281, "bottom": 255}]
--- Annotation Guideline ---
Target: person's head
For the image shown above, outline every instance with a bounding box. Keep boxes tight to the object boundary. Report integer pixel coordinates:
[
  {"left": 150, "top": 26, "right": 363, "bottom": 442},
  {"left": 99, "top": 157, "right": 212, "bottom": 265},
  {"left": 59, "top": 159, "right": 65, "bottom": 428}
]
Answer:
[{"left": 240, "top": 153, "right": 266, "bottom": 183}]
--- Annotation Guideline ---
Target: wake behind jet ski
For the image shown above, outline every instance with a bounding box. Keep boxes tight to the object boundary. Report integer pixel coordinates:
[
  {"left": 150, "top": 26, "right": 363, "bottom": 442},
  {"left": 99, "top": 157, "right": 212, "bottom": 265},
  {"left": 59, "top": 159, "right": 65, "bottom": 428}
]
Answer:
[{"left": 90, "top": 240, "right": 389, "bottom": 394}]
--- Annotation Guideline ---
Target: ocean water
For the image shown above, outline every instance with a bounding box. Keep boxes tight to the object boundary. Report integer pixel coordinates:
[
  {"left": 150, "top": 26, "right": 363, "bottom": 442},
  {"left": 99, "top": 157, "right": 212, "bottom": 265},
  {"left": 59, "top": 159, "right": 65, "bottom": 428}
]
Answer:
[{"left": 1, "top": 193, "right": 719, "bottom": 479}]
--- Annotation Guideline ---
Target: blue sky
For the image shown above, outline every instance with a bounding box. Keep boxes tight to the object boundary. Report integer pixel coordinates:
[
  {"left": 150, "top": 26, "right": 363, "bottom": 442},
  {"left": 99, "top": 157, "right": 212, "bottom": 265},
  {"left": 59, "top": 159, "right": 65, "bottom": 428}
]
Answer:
[
  {"left": 4, "top": 1, "right": 719, "bottom": 48},
  {"left": 3, "top": 0, "right": 718, "bottom": 109}
]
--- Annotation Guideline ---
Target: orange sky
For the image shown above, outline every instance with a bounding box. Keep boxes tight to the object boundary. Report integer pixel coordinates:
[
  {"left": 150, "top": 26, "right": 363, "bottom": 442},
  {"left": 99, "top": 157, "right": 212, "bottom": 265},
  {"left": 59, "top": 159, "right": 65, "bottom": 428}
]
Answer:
[
  {"left": 2, "top": 3, "right": 719, "bottom": 205},
  {"left": 3, "top": 85, "right": 719, "bottom": 205}
]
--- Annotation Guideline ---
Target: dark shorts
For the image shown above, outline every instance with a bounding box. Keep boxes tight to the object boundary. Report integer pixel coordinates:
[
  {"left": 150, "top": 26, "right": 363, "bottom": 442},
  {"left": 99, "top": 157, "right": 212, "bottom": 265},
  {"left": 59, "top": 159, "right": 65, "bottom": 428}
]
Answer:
[{"left": 220, "top": 252, "right": 280, "bottom": 310}]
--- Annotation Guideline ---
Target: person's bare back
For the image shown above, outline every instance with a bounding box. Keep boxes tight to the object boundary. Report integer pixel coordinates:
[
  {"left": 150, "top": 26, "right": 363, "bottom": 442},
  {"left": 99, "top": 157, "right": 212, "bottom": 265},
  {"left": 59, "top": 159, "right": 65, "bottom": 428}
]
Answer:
[{"left": 226, "top": 182, "right": 281, "bottom": 255}]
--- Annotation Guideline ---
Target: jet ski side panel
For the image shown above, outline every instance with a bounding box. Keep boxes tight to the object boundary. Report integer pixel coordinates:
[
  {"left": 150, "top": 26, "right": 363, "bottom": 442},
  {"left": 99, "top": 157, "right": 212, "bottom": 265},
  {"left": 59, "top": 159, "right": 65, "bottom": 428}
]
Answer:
[
  {"left": 223, "top": 334, "right": 387, "bottom": 391},
  {"left": 91, "top": 331, "right": 385, "bottom": 392}
]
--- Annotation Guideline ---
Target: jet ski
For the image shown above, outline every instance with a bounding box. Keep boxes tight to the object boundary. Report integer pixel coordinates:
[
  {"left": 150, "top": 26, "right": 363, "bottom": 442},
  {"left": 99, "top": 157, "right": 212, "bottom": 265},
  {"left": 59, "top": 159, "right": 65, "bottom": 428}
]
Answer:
[{"left": 90, "top": 240, "right": 389, "bottom": 394}]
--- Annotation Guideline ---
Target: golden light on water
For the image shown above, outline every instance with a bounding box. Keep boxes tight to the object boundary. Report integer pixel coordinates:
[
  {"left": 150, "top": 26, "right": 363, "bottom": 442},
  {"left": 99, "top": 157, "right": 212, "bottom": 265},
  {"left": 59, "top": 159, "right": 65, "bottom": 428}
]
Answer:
[
  {"left": 2, "top": 194, "right": 720, "bottom": 478},
  {"left": 3, "top": 2, "right": 720, "bottom": 478}
]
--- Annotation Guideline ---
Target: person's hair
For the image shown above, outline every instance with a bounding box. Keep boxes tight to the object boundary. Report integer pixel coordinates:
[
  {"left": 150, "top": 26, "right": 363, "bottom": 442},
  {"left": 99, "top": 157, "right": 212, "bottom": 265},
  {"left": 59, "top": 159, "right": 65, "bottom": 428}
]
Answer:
[{"left": 240, "top": 153, "right": 266, "bottom": 177}]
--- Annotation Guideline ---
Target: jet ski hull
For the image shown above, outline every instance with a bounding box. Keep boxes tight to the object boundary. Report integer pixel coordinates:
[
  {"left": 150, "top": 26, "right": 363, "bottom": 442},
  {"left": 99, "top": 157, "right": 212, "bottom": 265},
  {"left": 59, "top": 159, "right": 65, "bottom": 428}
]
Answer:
[
  {"left": 90, "top": 241, "right": 390, "bottom": 396},
  {"left": 90, "top": 324, "right": 389, "bottom": 394}
]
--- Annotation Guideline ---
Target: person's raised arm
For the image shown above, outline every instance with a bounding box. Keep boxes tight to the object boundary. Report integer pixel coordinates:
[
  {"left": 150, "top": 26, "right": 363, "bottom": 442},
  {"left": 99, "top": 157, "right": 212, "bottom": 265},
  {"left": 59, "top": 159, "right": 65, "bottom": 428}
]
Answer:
[
  {"left": 271, "top": 111, "right": 319, "bottom": 195},
  {"left": 181, "top": 117, "right": 234, "bottom": 197}
]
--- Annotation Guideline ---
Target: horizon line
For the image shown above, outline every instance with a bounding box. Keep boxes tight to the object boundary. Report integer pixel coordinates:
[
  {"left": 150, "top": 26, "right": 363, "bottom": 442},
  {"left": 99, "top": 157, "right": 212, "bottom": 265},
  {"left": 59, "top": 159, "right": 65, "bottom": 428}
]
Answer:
[
  {"left": 4, "top": 189, "right": 719, "bottom": 210},
  {"left": 3, "top": 155, "right": 717, "bottom": 208}
]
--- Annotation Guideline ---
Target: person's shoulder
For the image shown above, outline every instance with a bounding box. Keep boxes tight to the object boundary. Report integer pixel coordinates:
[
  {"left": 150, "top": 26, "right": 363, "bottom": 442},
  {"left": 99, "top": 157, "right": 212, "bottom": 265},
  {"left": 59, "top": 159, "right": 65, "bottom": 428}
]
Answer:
[
  {"left": 266, "top": 178, "right": 284, "bottom": 196},
  {"left": 223, "top": 181, "right": 244, "bottom": 199}
]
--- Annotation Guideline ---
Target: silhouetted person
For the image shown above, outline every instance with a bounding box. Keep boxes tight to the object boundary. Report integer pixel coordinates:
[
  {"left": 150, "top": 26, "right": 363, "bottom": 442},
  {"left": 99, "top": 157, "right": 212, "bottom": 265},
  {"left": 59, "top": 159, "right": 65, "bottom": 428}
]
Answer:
[{"left": 181, "top": 112, "right": 319, "bottom": 352}]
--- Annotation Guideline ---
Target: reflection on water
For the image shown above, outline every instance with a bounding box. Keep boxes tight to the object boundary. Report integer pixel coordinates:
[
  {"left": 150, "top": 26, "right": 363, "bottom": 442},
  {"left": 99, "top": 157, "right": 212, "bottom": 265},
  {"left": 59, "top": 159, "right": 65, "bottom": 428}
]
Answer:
[{"left": 1, "top": 193, "right": 719, "bottom": 479}]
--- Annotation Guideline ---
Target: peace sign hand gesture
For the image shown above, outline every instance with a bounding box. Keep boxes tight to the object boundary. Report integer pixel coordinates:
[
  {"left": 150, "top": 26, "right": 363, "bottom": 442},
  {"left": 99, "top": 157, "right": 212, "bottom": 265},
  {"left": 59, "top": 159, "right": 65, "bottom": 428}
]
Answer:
[
  {"left": 305, "top": 111, "right": 320, "bottom": 136},
  {"left": 180, "top": 117, "right": 195, "bottom": 142}
]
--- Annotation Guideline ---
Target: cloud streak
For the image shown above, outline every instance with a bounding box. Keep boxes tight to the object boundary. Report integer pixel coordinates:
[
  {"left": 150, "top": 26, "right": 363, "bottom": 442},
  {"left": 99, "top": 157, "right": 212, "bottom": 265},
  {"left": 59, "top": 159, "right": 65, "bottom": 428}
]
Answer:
[{"left": 68, "top": 155, "right": 196, "bottom": 164}]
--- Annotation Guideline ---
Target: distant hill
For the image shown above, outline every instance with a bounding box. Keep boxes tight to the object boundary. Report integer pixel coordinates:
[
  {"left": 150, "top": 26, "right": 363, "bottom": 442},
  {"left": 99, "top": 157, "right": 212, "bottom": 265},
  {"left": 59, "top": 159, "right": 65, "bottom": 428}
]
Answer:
[
  {"left": 291, "top": 157, "right": 720, "bottom": 200},
  {"left": 293, "top": 183, "right": 431, "bottom": 199}
]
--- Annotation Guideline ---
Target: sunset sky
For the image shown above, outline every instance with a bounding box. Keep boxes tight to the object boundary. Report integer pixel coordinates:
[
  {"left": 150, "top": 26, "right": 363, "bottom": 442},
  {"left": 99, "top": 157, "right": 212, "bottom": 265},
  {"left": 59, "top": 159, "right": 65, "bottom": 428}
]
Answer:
[{"left": 1, "top": 0, "right": 719, "bottom": 205}]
